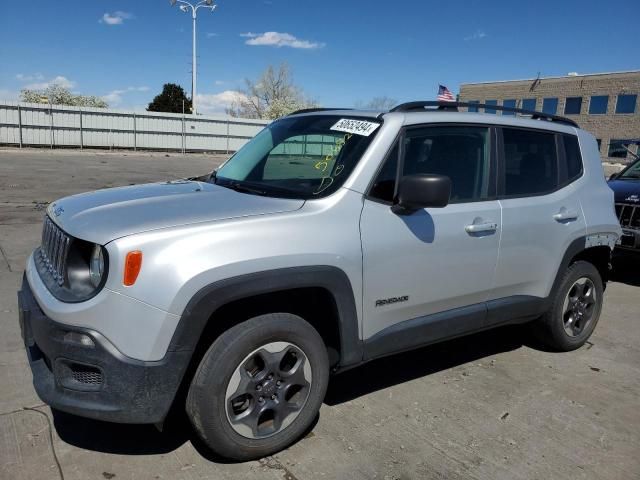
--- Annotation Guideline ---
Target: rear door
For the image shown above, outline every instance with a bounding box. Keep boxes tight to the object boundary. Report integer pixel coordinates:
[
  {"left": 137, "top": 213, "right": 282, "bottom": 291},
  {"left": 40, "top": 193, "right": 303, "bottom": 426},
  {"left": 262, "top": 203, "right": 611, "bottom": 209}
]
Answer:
[{"left": 491, "top": 128, "right": 586, "bottom": 306}]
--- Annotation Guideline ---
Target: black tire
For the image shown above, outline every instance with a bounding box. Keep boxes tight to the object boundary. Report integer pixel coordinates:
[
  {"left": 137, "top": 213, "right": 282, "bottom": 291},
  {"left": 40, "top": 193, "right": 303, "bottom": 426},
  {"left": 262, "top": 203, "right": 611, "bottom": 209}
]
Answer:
[
  {"left": 186, "top": 313, "right": 329, "bottom": 461},
  {"left": 534, "top": 260, "right": 604, "bottom": 351}
]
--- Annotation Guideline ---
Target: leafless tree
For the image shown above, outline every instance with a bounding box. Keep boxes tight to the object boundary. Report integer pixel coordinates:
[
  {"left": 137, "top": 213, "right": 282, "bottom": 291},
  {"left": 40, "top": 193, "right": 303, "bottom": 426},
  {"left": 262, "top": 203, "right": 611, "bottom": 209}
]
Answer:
[
  {"left": 227, "top": 63, "right": 317, "bottom": 119},
  {"left": 355, "top": 96, "right": 398, "bottom": 111}
]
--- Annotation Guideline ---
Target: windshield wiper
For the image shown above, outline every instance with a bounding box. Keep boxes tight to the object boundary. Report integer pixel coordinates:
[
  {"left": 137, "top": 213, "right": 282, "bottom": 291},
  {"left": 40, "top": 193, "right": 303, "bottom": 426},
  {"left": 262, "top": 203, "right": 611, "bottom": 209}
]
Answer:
[
  {"left": 217, "top": 178, "right": 306, "bottom": 198},
  {"left": 222, "top": 181, "right": 267, "bottom": 196}
]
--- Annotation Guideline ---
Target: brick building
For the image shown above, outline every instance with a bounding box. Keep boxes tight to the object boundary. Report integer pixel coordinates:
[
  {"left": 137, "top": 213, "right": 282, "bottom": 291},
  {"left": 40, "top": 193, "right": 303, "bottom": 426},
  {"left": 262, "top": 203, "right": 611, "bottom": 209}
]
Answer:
[{"left": 459, "top": 70, "right": 640, "bottom": 163}]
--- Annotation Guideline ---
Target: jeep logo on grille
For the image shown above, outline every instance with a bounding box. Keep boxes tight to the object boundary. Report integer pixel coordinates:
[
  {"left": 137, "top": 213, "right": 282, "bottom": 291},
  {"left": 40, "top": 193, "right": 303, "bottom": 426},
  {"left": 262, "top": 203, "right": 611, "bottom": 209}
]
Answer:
[{"left": 375, "top": 296, "right": 409, "bottom": 307}]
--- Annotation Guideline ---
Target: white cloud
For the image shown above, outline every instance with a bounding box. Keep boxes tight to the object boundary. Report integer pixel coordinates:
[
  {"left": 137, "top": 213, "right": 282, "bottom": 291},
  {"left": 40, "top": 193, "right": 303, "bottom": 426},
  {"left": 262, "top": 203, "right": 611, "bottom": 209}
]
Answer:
[
  {"left": 464, "top": 30, "right": 487, "bottom": 41},
  {"left": 24, "top": 75, "right": 76, "bottom": 90},
  {"left": 16, "top": 73, "right": 44, "bottom": 82},
  {"left": 103, "top": 90, "right": 126, "bottom": 105},
  {"left": 241, "top": 31, "right": 324, "bottom": 49},
  {"left": 197, "top": 90, "right": 247, "bottom": 114},
  {"left": 0, "top": 89, "right": 19, "bottom": 101},
  {"left": 100, "top": 11, "right": 133, "bottom": 25},
  {"left": 214, "top": 80, "right": 225, "bottom": 86},
  {"left": 102, "top": 86, "right": 150, "bottom": 106}
]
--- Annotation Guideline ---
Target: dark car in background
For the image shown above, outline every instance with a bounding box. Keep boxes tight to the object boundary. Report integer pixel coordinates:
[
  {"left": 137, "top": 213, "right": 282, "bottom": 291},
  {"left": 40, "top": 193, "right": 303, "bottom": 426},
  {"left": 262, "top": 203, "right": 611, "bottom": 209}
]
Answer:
[{"left": 608, "top": 140, "right": 640, "bottom": 253}]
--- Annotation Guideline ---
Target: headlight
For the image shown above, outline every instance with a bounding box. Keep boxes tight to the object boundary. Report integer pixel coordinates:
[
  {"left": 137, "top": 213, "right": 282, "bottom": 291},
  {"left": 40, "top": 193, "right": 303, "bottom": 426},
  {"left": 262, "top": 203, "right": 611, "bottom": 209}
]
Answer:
[
  {"left": 89, "top": 244, "right": 105, "bottom": 288},
  {"left": 44, "top": 240, "right": 109, "bottom": 302}
]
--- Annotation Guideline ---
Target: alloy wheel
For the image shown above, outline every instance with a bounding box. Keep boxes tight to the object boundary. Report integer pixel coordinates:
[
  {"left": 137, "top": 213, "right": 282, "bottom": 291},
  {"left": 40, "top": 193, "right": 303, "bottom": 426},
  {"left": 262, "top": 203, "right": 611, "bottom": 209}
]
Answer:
[
  {"left": 224, "top": 341, "right": 312, "bottom": 439},
  {"left": 562, "top": 277, "right": 597, "bottom": 337}
]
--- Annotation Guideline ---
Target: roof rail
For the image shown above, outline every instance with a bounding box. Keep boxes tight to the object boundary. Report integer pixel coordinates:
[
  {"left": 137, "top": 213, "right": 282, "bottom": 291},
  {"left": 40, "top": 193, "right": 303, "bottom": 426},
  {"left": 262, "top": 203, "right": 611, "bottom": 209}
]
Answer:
[
  {"left": 389, "top": 101, "right": 579, "bottom": 127},
  {"left": 287, "top": 107, "right": 352, "bottom": 116}
]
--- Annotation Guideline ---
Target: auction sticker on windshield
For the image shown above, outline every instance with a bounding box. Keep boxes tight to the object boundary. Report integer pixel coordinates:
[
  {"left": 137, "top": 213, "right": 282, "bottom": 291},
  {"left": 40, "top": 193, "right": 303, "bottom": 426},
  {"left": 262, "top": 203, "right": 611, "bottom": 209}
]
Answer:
[{"left": 330, "top": 119, "right": 380, "bottom": 137}]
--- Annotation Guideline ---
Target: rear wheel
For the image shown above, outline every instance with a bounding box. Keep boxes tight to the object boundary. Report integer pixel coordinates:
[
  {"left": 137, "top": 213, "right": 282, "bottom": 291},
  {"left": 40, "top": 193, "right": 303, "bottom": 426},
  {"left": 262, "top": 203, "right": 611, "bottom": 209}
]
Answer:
[
  {"left": 186, "top": 313, "right": 329, "bottom": 461},
  {"left": 535, "top": 260, "right": 604, "bottom": 351}
]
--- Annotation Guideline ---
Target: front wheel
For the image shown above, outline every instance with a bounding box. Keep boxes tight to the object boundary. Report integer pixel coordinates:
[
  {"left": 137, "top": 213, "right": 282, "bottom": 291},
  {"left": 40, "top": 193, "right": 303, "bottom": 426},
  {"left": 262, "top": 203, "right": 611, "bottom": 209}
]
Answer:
[
  {"left": 534, "top": 260, "right": 604, "bottom": 351},
  {"left": 186, "top": 313, "right": 329, "bottom": 461}
]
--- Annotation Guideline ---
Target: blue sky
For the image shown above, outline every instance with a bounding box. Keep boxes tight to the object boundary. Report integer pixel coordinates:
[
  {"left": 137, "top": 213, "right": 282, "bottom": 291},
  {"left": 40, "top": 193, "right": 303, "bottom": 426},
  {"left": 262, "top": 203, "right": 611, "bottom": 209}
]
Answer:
[{"left": 0, "top": 0, "right": 638, "bottom": 114}]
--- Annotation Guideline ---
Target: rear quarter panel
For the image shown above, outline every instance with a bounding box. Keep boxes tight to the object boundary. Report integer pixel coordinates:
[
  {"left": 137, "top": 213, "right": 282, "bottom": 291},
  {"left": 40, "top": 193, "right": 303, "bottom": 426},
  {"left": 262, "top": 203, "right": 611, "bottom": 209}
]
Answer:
[{"left": 574, "top": 130, "right": 622, "bottom": 238}]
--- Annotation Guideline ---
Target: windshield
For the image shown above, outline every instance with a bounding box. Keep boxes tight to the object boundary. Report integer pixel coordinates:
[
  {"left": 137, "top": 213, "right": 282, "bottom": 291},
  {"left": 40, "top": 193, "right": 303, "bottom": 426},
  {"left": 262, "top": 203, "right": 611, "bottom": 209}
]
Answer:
[
  {"left": 619, "top": 157, "right": 640, "bottom": 179},
  {"left": 215, "top": 115, "right": 381, "bottom": 198}
]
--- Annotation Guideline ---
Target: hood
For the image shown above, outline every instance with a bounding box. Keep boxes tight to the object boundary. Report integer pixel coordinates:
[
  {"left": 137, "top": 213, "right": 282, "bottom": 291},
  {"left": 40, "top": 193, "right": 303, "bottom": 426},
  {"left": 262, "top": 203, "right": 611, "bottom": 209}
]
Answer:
[
  {"left": 47, "top": 180, "right": 304, "bottom": 244},
  {"left": 608, "top": 179, "right": 640, "bottom": 204}
]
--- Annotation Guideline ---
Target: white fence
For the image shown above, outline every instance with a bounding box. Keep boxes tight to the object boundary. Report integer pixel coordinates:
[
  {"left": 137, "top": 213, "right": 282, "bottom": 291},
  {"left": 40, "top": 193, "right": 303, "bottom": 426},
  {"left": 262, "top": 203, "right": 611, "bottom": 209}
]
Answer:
[{"left": 0, "top": 101, "right": 269, "bottom": 153}]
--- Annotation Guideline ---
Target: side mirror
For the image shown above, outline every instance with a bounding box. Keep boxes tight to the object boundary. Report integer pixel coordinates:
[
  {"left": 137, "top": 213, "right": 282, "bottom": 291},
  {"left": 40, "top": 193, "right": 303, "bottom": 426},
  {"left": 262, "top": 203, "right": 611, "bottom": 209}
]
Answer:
[
  {"left": 392, "top": 174, "right": 451, "bottom": 215},
  {"left": 608, "top": 173, "right": 618, "bottom": 181}
]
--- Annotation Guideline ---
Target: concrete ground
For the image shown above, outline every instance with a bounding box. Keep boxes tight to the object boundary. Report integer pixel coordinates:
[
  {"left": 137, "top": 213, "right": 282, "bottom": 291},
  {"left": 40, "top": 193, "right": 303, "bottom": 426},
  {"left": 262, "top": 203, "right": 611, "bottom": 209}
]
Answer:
[{"left": 0, "top": 148, "right": 639, "bottom": 480}]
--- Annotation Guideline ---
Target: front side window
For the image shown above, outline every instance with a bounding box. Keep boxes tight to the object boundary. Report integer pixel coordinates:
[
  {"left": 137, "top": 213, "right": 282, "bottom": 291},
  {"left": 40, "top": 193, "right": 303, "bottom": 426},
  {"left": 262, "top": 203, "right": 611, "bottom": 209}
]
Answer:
[
  {"left": 216, "top": 115, "right": 381, "bottom": 199},
  {"left": 589, "top": 95, "right": 608, "bottom": 114},
  {"left": 522, "top": 98, "right": 537, "bottom": 111},
  {"left": 608, "top": 139, "right": 634, "bottom": 159},
  {"left": 542, "top": 98, "right": 558, "bottom": 114},
  {"left": 618, "top": 157, "right": 640, "bottom": 179},
  {"left": 502, "top": 99, "right": 517, "bottom": 115},
  {"left": 503, "top": 128, "right": 558, "bottom": 196},
  {"left": 370, "top": 126, "right": 491, "bottom": 203},
  {"left": 485, "top": 100, "right": 497, "bottom": 114},
  {"left": 615, "top": 94, "right": 637, "bottom": 114},
  {"left": 564, "top": 97, "right": 583, "bottom": 115}
]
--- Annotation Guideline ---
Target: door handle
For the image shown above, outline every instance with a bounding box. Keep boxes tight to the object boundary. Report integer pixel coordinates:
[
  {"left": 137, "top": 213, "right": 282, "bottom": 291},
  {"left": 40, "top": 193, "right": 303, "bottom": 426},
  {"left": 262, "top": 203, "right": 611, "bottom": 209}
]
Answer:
[
  {"left": 465, "top": 222, "right": 498, "bottom": 234},
  {"left": 553, "top": 209, "right": 579, "bottom": 222}
]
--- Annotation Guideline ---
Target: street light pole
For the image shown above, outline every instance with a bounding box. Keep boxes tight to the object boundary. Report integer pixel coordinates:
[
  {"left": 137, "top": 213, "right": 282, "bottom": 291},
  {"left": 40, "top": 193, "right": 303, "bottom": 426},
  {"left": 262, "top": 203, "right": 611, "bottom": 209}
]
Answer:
[{"left": 170, "top": 0, "right": 217, "bottom": 115}]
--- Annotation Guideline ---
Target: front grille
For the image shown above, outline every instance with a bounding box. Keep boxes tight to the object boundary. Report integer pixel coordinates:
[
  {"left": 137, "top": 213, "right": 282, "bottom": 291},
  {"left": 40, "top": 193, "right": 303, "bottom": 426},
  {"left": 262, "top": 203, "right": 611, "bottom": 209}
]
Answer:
[
  {"left": 39, "top": 216, "right": 72, "bottom": 285},
  {"left": 615, "top": 203, "right": 640, "bottom": 230}
]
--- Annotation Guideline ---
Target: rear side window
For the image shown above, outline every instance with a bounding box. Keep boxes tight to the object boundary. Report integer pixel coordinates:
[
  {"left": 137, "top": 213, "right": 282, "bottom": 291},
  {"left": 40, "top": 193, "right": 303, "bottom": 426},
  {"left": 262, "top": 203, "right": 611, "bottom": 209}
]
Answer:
[
  {"left": 562, "top": 135, "right": 583, "bottom": 182},
  {"left": 502, "top": 128, "right": 558, "bottom": 196}
]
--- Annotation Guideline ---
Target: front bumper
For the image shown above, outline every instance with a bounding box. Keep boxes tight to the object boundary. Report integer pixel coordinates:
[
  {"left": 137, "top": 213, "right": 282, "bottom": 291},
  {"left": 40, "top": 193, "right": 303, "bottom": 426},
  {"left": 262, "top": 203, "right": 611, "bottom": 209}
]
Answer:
[
  {"left": 18, "top": 274, "right": 191, "bottom": 424},
  {"left": 616, "top": 228, "right": 640, "bottom": 251}
]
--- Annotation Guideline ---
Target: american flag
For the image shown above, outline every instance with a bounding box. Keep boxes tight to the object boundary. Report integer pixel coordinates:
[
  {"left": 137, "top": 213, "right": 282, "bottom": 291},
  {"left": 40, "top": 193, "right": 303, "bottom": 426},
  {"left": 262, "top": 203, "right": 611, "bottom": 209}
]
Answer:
[{"left": 437, "top": 85, "right": 455, "bottom": 102}]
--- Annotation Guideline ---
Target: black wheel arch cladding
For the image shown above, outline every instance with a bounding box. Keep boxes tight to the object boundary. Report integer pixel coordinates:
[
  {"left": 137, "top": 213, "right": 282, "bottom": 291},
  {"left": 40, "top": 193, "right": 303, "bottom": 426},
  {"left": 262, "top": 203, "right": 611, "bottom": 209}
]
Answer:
[{"left": 168, "top": 265, "right": 363, "bottom": 368}]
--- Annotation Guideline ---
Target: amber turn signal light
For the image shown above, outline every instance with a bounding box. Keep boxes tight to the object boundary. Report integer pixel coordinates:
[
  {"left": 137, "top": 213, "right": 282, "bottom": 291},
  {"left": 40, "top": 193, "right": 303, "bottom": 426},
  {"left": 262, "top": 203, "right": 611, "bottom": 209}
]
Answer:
[{"left": 123, "top": 251, "right": 143, "bottom": 286}]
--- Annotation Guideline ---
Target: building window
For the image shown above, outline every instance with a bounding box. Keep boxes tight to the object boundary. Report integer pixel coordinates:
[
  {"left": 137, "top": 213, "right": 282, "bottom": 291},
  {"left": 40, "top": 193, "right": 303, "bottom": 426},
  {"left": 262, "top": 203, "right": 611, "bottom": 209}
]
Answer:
[
  {"left": 615, "top": 94, "right": 637, "bottom": 114},
  {"left": 588, "top": 95, "right": 608, "bottom": 114},
  {"left": 608, "top": 139, "right": 633, "bottom": 159},
  {"left": 467, "top": 100, "right": 479, "bottom": 113},
  {"left": 502, "top": 99, "right": 516, "bottom": 115},
  {"left": 521, "top": 98, "right": 536, "bottom": 111},
  {"left": 542, "top": 98, "right": 558, "bottom": 115},
  {"left": 485, "top": 100, "right": 497, "bottom": 114},
  {"left": 564, "top": 97, "right": 582, "bottom": 115}
]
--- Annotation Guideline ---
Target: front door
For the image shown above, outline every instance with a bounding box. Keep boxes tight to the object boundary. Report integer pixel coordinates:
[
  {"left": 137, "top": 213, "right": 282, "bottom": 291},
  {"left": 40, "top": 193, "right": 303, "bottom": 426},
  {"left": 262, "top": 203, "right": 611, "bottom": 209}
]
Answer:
[{"left": 360, "top": 124, "right": 500, "bottom": 351}]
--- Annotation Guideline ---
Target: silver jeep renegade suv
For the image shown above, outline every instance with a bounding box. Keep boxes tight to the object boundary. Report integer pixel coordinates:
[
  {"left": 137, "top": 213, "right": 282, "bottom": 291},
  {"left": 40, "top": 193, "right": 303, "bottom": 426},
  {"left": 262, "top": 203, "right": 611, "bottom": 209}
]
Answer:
[{"left": 18, "top": 101, "right": 621, "bottom": 460}]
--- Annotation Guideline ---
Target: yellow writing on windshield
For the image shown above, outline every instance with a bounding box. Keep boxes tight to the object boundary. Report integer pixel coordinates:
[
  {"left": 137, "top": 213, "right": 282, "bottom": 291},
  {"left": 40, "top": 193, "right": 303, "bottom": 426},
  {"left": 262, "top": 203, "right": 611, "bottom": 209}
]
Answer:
[{"left": 314, "top": 133, "right": 352, "bottom": 173}]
